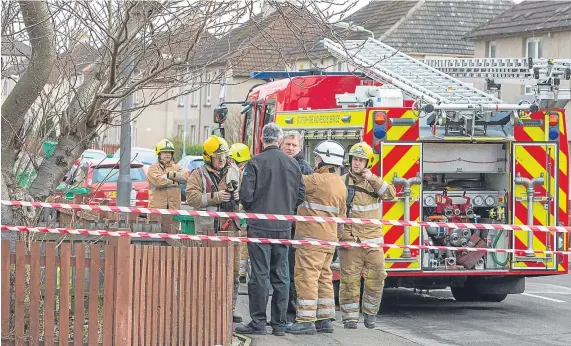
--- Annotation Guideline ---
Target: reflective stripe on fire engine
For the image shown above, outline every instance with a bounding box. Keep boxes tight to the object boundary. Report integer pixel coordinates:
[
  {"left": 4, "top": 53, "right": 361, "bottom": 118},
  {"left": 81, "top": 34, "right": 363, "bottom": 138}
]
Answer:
[
  {"left": 351, "top": 203, "right": 382, "bottom": 212},
  {"left": 317, "top": 298, "right": 335, "bottom": 306},
  {"left": 301, "top": 201, "right": 340, "bottom": 213}
]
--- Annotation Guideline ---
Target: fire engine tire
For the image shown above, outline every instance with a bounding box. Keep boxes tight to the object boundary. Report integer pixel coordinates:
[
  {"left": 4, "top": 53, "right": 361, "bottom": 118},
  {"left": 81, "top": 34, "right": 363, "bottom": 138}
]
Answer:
[
  {"left": 451, "top": 286, "right": 508, "bottom": 302},
  {"left": 480, "top": 293, "right": 508, "bottom": 302},
  {"left": 451, "top": 286, "right": 476, "bottom": 302}
]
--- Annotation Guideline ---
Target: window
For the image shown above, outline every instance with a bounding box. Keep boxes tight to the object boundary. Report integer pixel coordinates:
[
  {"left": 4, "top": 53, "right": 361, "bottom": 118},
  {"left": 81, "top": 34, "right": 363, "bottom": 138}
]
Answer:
[
  {"left": 337, "top": 61, "right": 343, "bottom": 72},
  {"left": 178, "top": 86, "right": 184, "bottom": 107},
  {"left": 525, "top": 38, "right": 543, "bottom": 94},
  {"left": 190, "top": 125, "right": 196, "bottom": 144},
  {"left": 177, "top": 124, "right": 184, "bottom": 138},
  {"left": 191, "top": 89, "right": 198, "bottom": 106},
  {"left": 205, "top": 72, "right": 212, "bottom": 105},
  {"left": 263, "top": 102, "right": 276, "bottom": 127},
  {"left": 526, "top": 38, "right": 543, "bottom": 59},
  {"left": 2, "top": 79, "right": 9, "bottom": 96},
  {"left": 203, "top": 126, "right": 210, "bottom": 141},
  {"left": 487, "top": 41, "right": 496, "bottom": 58},
  {"left": 219, "top": 82, "right": 227, "bottom": 102},
  {"left": 132, "top": 120, "right": 138, "bottom": 146},
  {"left": 92, "top": 166, "right": 147, "bottom": 183},
  {"left": 243, "top": 106, "right": 254, "bottom": 150}
]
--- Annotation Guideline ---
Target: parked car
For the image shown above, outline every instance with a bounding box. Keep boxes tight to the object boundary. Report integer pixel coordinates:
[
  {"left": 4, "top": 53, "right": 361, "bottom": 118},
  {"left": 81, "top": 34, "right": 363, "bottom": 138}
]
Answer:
[
  {"left": 177, "top": 155, "right": 204, "bottom": 202},
  {"left": 113, "top": 147, "right": 157, "bottom": 166},
  {"left": 57, "top": 158, "right": 149, "bottom": 207},
  {"left": 79, "top": 149, "right": 108, "bottom": 162}
]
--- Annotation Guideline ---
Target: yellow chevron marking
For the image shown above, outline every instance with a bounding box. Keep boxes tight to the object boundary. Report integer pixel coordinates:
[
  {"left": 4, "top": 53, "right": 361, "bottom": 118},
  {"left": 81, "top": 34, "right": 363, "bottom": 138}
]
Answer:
[
  {"left": 559, "top": 150, "right": 567, "bottom": 176},
  {"left": 382, "top": 145, "right": 421, "bottom": 198},
  {"left": 386, "top": 110, "right": 416, "bottom": 141},
  {"left": 558, "top": 264, "right": 564, "bottom": 272},
  {"left": 513, "top": 208, "right": 556, "bottom": 269},
  {"left": 523, "top": 125, "right": 544, "bottom": 141}
]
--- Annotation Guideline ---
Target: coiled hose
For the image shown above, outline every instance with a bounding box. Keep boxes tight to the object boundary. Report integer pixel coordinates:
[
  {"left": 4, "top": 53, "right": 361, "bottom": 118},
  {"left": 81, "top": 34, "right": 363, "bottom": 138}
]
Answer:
[{"left": 491, "top": 230, "right": 509, "bottom": 266}]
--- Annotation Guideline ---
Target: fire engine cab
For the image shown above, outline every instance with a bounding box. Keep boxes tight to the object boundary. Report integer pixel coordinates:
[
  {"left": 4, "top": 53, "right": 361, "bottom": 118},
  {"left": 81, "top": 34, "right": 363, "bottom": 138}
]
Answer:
[{"left": 214, "top": 37, "right": 570, "bottom": 303}]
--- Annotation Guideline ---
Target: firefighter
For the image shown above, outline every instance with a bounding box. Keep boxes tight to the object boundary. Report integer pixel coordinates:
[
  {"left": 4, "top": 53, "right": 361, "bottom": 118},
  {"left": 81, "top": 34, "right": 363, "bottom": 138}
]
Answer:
[
  {"left": 147, "top": 139, "right": 188, "bottom": 210},
  {"left": 340, "top": 142, "right": 396, "bottom": 329},
  {"left": 229, "top": 142, "right": 252, "bottom": 283},
  {"left": 287, "top": 140, "right": 347, "bottom": 335},
  {"left": 185, "top": 135, "right": 243, "bottom": 323}
]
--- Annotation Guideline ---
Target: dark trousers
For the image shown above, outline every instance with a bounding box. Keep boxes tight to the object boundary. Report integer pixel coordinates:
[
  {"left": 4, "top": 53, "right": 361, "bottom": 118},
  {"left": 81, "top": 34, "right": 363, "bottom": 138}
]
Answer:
[
  {"left": 286, "top": 226, "right": 297, "bottom": 322},
  {"left": 247, "top": 228, "right": 290, "bottom": 330}
]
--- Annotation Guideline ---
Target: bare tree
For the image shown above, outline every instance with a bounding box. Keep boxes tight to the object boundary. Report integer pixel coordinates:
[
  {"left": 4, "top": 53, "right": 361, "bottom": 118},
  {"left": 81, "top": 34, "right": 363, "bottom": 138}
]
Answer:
[{"left": 1, "top": 0, "right": 361, "bottom": 226}]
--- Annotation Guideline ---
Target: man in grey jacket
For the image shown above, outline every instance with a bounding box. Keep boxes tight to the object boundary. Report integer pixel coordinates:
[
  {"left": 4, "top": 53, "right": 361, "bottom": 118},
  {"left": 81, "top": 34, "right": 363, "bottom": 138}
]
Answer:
[{"left": 236, "top": 123, "right": 305, "bottom": 336}]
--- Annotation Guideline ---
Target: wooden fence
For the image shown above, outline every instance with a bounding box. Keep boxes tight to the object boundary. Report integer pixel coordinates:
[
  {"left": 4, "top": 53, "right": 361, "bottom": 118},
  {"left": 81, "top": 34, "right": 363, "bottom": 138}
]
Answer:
[{"left": 1, "top": 236, "right": 233, "bottom": 346}]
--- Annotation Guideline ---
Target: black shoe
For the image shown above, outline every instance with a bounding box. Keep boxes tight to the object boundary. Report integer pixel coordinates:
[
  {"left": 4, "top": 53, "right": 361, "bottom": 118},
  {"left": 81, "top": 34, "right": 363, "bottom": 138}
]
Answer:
[
  {"left": 315, "top": 319, "right": 334, "bottom": 333},
  {"left": 234, "top": 323, "right": 267, "bottom": 335},
  {"left": 286, "top": 322, "right": 317, "bottom": 335},
  {"left": 233, "top": 313, "right": 243, "bottom": 323},
  {"left": 344, "top": 321, "right": 358, "bottom": 329},
  {"left": 272, "top": 328, "right": 286, "bottom": 336},
  {"left": 363, "top": 313, "right": 376, "bottom": 329}
]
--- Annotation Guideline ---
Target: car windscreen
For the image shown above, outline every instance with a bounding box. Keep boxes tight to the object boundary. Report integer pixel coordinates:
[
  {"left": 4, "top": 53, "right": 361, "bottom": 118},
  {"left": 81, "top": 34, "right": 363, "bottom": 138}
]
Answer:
[
  {"left": 133, "top": 151, "right": 157, "bottom": 165},
  {"left": 92, "top": 166, "right": 146, "bottom": 183},
  {"left": 187, "top": 159, "right": 204, "bottom": 171}
]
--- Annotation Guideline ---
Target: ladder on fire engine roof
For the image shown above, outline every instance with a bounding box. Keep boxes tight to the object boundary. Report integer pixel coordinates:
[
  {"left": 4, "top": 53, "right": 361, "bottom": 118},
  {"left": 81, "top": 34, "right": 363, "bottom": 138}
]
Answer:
[{"left": 322, "top": 38, "right": 538, "bottom": 113}]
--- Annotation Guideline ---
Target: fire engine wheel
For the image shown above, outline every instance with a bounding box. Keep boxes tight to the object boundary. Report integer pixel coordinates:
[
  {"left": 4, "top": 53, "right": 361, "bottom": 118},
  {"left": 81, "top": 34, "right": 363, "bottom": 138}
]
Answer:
[{"left": 451, "top": 286, "right": 508, "bottom": 302}]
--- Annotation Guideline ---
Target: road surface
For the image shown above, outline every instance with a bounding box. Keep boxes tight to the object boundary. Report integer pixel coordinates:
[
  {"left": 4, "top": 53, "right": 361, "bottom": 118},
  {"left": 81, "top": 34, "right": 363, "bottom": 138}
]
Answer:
[{"left": 234, "top": 272, "right": 571, "bottom": 346}]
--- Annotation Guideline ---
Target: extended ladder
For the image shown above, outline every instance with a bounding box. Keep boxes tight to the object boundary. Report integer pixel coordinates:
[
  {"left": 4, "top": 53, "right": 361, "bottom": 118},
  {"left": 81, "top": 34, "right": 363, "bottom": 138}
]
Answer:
[
  {"left": 322, "top": 38, "right": 536, "bottom": 113},
  {"left": 420, "top": 58, "right": 571, "bottom": 82}
]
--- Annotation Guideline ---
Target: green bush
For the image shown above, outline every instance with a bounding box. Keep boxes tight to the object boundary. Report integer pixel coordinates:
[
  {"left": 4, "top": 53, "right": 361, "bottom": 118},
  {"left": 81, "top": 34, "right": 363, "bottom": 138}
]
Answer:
[{"left": 168, "top": 136, "right": 202, "bottom": 160}]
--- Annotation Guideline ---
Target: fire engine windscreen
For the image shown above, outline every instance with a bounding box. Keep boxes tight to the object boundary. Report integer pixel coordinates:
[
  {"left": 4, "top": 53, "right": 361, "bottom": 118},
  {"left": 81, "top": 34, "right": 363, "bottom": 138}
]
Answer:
[{"left": 421, "top": 142, "right": 510, "bottom": 271}]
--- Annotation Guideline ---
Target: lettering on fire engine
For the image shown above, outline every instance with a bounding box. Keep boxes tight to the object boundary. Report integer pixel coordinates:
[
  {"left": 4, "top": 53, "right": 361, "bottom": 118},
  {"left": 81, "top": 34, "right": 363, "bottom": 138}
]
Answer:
[{"left": 296, "top": 114, "right": 342, "bottom": 125}]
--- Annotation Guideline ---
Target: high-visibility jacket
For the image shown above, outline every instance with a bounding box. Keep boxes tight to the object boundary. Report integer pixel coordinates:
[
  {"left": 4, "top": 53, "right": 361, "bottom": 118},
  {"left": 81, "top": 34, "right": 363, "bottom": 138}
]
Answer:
[
  {"left": 340, "top": 171, "right": 396, "bottom": 243},
  {"left": 295, "top": 165, "right": 347, "bottom": 253},
  {"left": 147, "top": 161, "right": 188, "bottom": 209}
]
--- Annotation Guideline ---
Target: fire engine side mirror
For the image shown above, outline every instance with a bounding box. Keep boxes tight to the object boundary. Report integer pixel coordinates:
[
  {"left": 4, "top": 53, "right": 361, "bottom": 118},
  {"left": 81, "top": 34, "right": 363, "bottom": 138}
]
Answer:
[
  {"left": 211, "top": 127, "right": 225, "bottom": 138},
  {"left": 214, "top": 105, "right": 228, "bottom": 124}
]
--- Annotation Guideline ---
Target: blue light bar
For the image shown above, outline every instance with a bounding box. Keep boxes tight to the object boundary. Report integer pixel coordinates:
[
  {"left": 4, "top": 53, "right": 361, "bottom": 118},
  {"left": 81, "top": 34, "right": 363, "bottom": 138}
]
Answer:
[{"left": 250, "top": 71, "right": 363, "bottom": 79}]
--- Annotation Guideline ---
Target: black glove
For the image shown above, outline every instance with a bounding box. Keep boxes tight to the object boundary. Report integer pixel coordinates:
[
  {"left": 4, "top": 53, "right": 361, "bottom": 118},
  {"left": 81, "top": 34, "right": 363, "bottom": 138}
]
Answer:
[{"left": 166, "top": 171, "right": 177, "bottom": 180}]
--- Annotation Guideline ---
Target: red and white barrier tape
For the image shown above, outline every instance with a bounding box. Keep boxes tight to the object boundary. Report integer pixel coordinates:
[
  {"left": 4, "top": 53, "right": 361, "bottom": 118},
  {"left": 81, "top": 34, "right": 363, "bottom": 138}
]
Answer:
[
  {"left": 2, "top": 199, "right": 570, "bottom": 234},
  {"left": 86, "top": 198, "right": 149, "bottom": 203},
  {"left": 2, "top": 225, "right": 570, "bottom": 255}
]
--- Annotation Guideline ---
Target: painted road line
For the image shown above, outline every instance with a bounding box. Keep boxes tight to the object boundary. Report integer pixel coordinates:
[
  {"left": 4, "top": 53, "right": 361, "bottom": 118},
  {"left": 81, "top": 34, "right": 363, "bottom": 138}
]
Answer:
[{"left": 521, "top": 292, "right": 566, "bottom": 303}]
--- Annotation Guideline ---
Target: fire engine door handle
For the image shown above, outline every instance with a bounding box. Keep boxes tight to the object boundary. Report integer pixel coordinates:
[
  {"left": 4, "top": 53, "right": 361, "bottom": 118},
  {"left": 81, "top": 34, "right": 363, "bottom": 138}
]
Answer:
[{"left": 341, "top": 115, "right": 351, "bottom": 123}]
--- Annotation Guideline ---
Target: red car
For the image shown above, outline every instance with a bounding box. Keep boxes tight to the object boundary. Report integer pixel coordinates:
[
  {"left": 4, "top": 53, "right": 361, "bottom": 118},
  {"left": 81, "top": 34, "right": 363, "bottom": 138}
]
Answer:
[{"left": 61, "top": 158, "right": 149, "bottom": 207}]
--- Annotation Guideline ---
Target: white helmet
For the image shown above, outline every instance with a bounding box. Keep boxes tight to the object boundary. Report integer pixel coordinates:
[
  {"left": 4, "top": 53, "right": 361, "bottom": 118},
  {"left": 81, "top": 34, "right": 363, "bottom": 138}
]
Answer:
[{"left": 314, "top": 140, "right": 345, "bottom": 167}]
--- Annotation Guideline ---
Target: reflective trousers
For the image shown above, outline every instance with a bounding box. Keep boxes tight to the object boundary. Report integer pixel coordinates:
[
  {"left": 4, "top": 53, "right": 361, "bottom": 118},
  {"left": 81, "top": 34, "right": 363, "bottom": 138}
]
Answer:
[
  {"left": 339, "top": 247, "right": 387, "bottom": 321},
  {"left": 239, "top": 228, "right": 248, "bottom": 278},
  {"left": 294, "top": 247, "right": 335, "bottom": 322}
]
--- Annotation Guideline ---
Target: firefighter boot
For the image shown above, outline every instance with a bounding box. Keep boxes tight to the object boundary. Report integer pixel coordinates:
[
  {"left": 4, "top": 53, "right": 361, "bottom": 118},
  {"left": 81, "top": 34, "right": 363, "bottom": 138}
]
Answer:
[
  {"left": 315, "top": 319, "right": 334, "bottom": 333},
  {"left": 344, "top": 321, "right": 358, "bottom": 329},
  {"left": 363, "top": 313, "right": 376, "bottom": 329},
  {"left": 286, "top": 322, "right": 317, "bottom": 335}
]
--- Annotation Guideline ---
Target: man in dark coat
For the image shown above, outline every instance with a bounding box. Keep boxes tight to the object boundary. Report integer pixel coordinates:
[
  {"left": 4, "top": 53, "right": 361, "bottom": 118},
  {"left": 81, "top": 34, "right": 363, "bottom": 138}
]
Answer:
[{"left": 236, "top": 123, "right": 306, "bottom": 336}]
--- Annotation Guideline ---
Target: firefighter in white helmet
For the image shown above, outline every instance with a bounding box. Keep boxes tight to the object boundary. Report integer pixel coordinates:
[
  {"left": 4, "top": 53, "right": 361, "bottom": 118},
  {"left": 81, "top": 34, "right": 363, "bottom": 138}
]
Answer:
[
  {"left": 340, "top": 142, "right": 396, "bottom": 329},
  {"left": 287, "top": 140, "right": 347, "bottom": 335}
]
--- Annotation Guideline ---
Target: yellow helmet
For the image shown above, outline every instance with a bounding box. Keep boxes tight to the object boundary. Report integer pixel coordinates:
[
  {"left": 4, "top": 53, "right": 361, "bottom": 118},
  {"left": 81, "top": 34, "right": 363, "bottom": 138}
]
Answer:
[
  {"left": 203, "top": 135, "right": 230, "bottom": 163},
  {"left": 349, "top": 142, "right": 374, "bottom": 168},
  {"left": 230, "top": 143, "right": 251, "bottom": 163},
  {"left": 155, "top": 138, "right": 176, "bottom": 156}
]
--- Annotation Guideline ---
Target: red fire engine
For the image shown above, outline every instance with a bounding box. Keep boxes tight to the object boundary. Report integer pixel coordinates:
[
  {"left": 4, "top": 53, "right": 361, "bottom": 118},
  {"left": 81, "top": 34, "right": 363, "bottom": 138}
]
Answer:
[{"left": 214, "top": 38, "right": 570, "bottom": 302}]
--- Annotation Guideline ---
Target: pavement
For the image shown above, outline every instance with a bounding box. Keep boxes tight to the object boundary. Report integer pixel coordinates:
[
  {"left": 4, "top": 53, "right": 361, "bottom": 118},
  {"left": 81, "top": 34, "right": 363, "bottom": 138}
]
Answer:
[{"left": 233, "top": 271, "right": 571, "bottom": 346}]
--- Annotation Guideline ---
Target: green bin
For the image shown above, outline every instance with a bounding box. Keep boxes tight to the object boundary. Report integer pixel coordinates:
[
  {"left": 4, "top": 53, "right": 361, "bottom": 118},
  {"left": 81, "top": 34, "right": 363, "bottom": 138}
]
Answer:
[{"left": 173, "top": 215, "right": 196, "bottom": 234}]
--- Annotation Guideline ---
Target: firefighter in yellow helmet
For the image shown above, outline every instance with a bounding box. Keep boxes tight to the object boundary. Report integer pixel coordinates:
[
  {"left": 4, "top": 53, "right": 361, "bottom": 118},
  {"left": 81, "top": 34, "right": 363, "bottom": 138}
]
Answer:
[
  {"left": 339, "top": 142, "right": 395, "bottom": 329},
  {"left": 185, "top": 135, "right": 243, "bottom": 323},
  {"left": 229, "top": 143, "right": 252, "bottom": 283},
  {"left": 147, "top": 139, "right": 188, "bottom": 210},
  {"left": 287, "top": 140, "right": 347, "bottom": 335}
]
